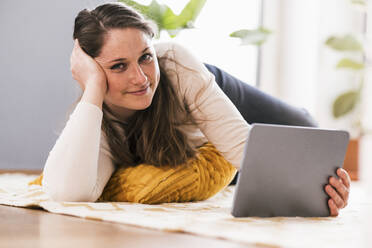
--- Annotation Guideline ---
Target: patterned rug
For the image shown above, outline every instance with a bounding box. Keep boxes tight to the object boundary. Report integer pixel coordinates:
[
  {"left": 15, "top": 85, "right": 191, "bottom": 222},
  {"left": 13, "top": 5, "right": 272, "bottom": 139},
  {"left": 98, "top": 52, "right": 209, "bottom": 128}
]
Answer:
[{"left": 0, "top": 173, "right": 369, "bottom": 248}]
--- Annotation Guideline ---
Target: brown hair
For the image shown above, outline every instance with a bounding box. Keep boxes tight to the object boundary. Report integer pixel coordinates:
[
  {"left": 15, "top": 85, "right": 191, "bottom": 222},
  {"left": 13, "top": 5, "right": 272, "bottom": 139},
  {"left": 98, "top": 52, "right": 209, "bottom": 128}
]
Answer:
[{"left": 72, "top": 2, "right": 197, "bottom": 167}]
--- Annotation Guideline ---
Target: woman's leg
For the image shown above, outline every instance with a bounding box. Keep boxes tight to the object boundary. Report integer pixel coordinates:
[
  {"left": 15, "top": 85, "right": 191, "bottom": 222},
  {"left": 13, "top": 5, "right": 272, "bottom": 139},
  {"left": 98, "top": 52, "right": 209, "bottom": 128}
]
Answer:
[
  {"left": 204, "top": 63, "right": 318, "bottom": 127},
  {"left": 204, "top": 63, "right": 318, "bottom": 185}
]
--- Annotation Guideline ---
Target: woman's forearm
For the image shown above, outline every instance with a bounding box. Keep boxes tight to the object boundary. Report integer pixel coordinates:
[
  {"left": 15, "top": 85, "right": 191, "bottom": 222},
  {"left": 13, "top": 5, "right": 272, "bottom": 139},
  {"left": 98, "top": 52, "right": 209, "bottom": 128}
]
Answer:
[{"left": 42, "top": 100, "right": 104, "bottom": 202}]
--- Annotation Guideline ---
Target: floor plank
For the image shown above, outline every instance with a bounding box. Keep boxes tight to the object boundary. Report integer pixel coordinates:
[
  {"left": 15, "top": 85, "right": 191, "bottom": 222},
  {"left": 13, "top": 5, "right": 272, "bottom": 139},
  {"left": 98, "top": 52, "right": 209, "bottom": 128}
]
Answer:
[{"left": 0, "top": 205, "right": 259, "bottom": 248}]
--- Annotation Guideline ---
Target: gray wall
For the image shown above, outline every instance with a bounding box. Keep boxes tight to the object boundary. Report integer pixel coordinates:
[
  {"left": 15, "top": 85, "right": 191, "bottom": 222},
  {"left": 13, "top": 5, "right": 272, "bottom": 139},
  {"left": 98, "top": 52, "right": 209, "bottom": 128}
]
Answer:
[{"left": 0, "top": 0, "right": 109, "bottom": 170}]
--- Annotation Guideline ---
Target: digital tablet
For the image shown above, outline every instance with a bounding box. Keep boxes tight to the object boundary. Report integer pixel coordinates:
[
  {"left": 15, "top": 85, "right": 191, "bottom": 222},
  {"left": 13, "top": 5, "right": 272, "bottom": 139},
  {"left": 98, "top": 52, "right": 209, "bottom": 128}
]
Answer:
[{"left": 231, "top": 123, "right": 349, "bottom": 217}]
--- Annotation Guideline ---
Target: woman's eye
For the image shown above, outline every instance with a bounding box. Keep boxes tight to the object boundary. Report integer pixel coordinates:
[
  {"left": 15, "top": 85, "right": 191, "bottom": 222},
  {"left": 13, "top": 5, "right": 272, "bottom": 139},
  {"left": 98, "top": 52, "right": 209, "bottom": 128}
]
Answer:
[
  {"left": 111, "top": 63, "right": 127, "bottom": 71},
  {"left": 140, "top": 53, "right": 153, "bottom": 63}
]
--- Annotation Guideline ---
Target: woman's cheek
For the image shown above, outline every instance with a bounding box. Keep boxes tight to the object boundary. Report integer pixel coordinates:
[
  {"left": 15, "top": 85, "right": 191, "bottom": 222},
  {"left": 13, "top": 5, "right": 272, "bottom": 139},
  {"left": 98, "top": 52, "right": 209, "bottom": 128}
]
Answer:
[
  {"left": 106, "top": 75, "right": 122, "bottom": 93},
  {"left": 104, "top": 80, "right": 118, "bottom": 99}
]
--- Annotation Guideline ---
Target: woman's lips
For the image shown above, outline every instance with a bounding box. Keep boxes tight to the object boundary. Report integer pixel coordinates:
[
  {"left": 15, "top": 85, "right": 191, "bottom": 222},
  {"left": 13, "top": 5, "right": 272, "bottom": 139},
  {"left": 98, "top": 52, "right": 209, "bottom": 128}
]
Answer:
[{"left": 127, "top": 85, "right": 150, "bottom": 96}]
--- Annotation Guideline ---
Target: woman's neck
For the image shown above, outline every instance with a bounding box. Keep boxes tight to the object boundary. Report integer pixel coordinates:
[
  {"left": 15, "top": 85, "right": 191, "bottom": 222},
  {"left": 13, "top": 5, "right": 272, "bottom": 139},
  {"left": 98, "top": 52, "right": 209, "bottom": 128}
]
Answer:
[{"left": 104, "top": 102, "right": 136, "bottom": 123}]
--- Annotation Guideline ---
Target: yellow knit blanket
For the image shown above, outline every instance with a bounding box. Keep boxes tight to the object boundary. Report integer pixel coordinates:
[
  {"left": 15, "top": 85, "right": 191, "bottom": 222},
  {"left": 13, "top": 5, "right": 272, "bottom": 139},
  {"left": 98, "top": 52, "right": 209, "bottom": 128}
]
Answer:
[{"left": 29, "top": 143, "right": 237, "bottom": 204}]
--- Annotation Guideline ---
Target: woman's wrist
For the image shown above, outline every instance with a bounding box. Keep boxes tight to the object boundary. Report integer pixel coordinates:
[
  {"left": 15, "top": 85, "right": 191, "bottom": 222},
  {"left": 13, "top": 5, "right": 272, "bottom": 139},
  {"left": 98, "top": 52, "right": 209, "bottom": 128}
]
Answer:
[{"left": 81, "top": 82, "right": 105, "bottom": 109}]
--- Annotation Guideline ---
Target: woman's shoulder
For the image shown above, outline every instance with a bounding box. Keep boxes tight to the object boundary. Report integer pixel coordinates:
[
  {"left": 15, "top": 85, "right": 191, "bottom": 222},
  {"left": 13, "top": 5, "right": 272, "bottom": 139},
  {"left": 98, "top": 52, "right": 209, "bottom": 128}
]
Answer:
[
  {"left": 154, "top": 41, "right": 215, "bottom": 107},
  {"left": 154, "top": 42, "right": 209, "bottom": 75},
  {"left": 154, "top": 41, "right": 188, "bottom": 58}
]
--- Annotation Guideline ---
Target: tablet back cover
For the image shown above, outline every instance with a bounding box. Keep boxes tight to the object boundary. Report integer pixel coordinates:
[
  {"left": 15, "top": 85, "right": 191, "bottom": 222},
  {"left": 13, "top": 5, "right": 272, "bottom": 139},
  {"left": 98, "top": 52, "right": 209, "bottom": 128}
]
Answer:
[{"left": 231, "top": 124, "right": 349, "bottom": 217}]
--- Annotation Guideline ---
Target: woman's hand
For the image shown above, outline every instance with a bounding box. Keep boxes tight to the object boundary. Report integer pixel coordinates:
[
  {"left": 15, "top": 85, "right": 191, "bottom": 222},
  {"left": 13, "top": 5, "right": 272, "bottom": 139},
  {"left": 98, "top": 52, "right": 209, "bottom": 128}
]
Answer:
[
  {"left": 325, "top": 168, "right": 351, "bottom": 217},
  {"left": 70, "top": 39, "right": 107, "bottom": 98}
]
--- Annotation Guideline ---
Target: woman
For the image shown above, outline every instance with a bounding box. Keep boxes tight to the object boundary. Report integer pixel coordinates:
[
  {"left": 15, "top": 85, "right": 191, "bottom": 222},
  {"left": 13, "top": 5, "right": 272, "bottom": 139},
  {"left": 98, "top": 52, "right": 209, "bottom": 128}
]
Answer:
[{"left": 42, "top": 2, "right": 350, "bottom": 216}]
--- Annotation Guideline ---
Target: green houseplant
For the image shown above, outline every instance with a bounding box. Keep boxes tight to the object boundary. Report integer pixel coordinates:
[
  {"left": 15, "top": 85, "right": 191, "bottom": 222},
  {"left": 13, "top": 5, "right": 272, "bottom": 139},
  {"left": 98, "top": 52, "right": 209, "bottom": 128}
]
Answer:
[
  {"left": 325, "top": 34, "right": 365, "bottom": 180},
  {"left": 325, "top": 34, "right": 365, "bottom": 123}
]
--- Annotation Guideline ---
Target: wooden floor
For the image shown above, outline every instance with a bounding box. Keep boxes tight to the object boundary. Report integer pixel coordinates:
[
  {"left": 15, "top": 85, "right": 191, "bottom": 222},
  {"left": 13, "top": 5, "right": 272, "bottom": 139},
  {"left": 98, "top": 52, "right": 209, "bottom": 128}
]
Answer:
[
  {"left": 0, "top": 205, "right": 260, "bottom": 248},
  {"left": 0, "top": 170, "right": 257, "bottom": 248}
]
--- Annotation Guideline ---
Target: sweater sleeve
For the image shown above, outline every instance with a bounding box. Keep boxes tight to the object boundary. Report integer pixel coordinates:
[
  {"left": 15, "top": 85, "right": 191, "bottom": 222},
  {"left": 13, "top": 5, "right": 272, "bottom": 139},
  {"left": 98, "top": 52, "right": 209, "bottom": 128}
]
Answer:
[
  {"left": 42, "top": 101, "right": 115, "bottom": 202},
  {"left": 161, "top": 42, "right": 251, "bottom": 169}
]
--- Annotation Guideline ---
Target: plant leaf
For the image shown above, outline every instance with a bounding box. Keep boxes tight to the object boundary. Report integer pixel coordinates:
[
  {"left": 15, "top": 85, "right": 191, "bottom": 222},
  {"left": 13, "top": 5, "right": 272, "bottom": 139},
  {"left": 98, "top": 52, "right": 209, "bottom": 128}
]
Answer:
[
  {"left": 336, "top": 58, "right": 364, "bottom": 70},
  {"left": 161, "top": 7, "right": 185, "bottom": 37},
  {"left": 119, "top": 0, "right": 206, "bottom": 38},
  {"left": 178, "top": 0, "right": 206, "bottom": 24},
  {"left": 333, "top": 91, "right": 359, "bottom": 118},
  {"left": 119, "top": 0, "right": 163, "bottom": 33},
  {"left": 163, "top": 0, "right": 206, "bottom": 37},
  {"left": 144, "top": 0, "right": 171, "bottom": 30},
  {"left": 325, "top": 35, "right": 363, "bottom": 52},
  {"left": 230, "top": 27, "right": 272, "bottom": 46}
]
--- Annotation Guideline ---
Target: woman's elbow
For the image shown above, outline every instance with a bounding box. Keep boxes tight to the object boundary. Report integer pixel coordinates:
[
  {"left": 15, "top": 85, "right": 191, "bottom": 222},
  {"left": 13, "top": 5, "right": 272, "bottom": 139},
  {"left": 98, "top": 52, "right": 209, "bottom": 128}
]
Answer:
[{"left": 42, "top": 178, "right": 97, "bottom": 202}]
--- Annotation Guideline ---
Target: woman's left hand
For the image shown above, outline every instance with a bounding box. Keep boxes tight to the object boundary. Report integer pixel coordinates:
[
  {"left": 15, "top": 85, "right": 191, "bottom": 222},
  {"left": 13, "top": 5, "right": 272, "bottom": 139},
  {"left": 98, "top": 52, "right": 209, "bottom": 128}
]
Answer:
[{"left": 325, "top": 168, "right": 351, "bottom": 217}]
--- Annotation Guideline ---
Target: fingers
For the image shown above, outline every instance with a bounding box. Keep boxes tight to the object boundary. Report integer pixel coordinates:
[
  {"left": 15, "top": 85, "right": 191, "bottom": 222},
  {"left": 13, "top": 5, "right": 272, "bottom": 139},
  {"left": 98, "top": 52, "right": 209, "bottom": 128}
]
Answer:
[
  {"left": 330, "top": 176, "right": 349, "bottom": 206},
  {"left": 328, "top": 199, "right": 339, "bottom": 217},
  {"left": 337, "top": 168, "right": 351, "bottom": 188},
  {"left": 325, "top": 168, "right": 351, "bottom": 217},
  {"left": 70, "top": 39, "right": 79, "bottom": 67},
  {"left": 73, "top": 38, "right": 80, "bottom": 48},
  {"left": 325, "top": 184, "right": 345, "bottom": 209},
  {"left": 72, "top": 39, "right": 84, "bottom": 56},
  {"left": 72, "top": 39, "right": 78, "bottom": 54},
  {"left": 70, "top": 39, "right": 87, "bottom": 89}
]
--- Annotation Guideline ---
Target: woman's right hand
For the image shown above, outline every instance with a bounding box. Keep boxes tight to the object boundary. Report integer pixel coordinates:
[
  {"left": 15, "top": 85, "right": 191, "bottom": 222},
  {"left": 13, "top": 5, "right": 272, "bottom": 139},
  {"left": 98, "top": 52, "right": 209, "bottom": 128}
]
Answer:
[{"left": 70, "top": 39, "right": 107, "bottom": 99}]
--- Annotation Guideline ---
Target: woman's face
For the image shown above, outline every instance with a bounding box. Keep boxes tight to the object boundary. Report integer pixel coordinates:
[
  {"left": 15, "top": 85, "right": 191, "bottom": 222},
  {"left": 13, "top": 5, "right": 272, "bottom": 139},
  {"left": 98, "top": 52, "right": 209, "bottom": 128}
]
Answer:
[{"left": 95, "top": 28, "right": 160, "bottom": 120}]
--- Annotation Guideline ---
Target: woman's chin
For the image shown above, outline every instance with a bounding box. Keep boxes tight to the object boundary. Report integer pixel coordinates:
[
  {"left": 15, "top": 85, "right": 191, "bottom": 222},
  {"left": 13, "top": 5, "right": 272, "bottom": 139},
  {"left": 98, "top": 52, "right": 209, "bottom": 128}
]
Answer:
[
  {"left": 136, "top": 102, "right": 153, "bottom": 110},
  {"left": 104, "top": 94, "right": 155, "bottom": 116},
  {"left": 128, "top": 99, "right": 153, "bottom": 111}
]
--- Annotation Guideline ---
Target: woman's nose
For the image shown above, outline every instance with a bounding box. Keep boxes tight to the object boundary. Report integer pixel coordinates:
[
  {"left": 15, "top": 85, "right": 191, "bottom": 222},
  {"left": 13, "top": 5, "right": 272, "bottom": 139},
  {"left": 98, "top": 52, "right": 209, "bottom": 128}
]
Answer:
[{"left": 129, "top": 63, "right": 147, "bottom": 85}]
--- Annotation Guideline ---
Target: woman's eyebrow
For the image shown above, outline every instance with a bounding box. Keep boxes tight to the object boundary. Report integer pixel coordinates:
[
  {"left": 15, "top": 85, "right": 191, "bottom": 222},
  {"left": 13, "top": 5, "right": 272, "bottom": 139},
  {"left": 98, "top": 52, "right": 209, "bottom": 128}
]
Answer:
[{"left": 108, "top": 47, "right": 150, "bottom": 63}]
